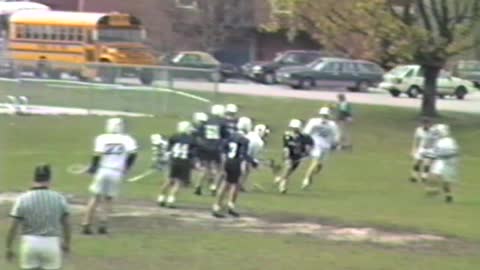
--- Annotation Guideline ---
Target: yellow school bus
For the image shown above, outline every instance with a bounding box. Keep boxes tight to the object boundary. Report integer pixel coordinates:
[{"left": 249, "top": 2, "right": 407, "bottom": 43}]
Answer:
[{"left": 8, "top": 10, "right": 157, "bottom": 84}]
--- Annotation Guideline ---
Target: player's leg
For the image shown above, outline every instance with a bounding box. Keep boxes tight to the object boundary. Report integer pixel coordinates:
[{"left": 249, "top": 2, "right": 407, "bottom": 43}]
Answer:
[
  {"left": 302, "top": 158, "right": 323, "bottom": 189},
  {"left": 158, "top": 177, "right": 174, "bottom": 206},
  {"left": 226, "top": 162, "right": 242, "bottom": 217},
  {"left": 410, "top": 159, "right": 422, "bottom": 183},
  {"left": 209, "top": 156, "right": 224, "bottom": 196},
  {"left": 98, "top": 196, "right": 113, "bottom": 234},
  {"left": 81, "top": 195, "right": 100, "bottom": 234},
  {"left": 212, "top": 180, "right": 228, "bottom": 218},
  {"left": 166, "top": 179, "right": 181, "bottom": 208},
  {"left": 239, "top": 162, "right": 250, "bottom": 192},
  {"left": 195, "top": 159, "right": 213, "bottom": 195},
  {"left": 424, "top": 160, "right": 443, "bottom": 196},
  {"left": 278, "top": 159, "right": 299, "bottom": 194},
  {"left": 421, "top": 159, "right": 432, "bottom": 183}
]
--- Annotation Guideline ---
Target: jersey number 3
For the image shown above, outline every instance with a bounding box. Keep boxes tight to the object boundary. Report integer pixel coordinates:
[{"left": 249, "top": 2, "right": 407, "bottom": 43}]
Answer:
[{"left": 227, "top": 142, "right": 238, "bottom": 159}]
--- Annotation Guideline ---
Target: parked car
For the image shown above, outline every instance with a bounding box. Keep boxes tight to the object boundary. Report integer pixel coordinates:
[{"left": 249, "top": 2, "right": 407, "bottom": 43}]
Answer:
[
  {"left": 160, "top": 51, "right": 239, "bottom": 82},
  {"left": 242, "top": 50, "right": 324, "bottom": 84},
  {"left": 378, "top": 65, "right": 474, "bottom": 99},
  {"left": 276, "top": 57, "right": 384, "bottom": 91},
  {"left": 450, "top": 60, "right": 480, "bottom": 88}
]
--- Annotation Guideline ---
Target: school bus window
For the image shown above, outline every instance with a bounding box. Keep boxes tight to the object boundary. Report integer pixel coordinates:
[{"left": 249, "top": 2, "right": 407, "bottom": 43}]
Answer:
[
  {"left": 67, "top": 28, "right": 75, "bottom": 41},
  {"left": 86, "top": 29, "right": 93, "bottom": 43},
  {"left": 15, "top": 25, "right": 24, "bottom": 38},
  {"left": 51, "top": 27, "right": 58, "bottom": 40},
  {"left": 59, "top": 27, "right": 66, "bottom": 40},
  {"left": 76, "top": 28, "right": 84, "bottom": 41},
  {"left": 31, "top": 26, "right": 39, "bottom": 39},
  {"left": 42, "top": 26, "right": 49, "bottom": 39}
]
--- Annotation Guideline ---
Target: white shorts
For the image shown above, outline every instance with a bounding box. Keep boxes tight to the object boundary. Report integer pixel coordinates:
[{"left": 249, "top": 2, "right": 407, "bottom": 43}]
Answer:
[
  {"left": 20, "top": 235, "right": 61, "bottom": 270},
  {"left": 430, "top": 159, "right": 458, "bottom": 183},
  {"left": 89, "top": 167, "right": 123, "bottom": 197},
  {"left": 310, "top": 147, "right": 329, "bottom": 162},
  {"left": 414, "top": 148, "right": 433, "bottom": 161}
]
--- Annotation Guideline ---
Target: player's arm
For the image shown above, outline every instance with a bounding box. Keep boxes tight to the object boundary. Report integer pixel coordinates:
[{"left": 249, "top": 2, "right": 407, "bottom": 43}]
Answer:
[
  {"left": 411, "top": 129, "right": 421, "bottom": 156},
  {"left": 124, "top": 137, "right": 138, "bottom": 173},
  {"left": 6, "top": 198, "right": 23, "bottom": 261},
  {"left": 282, "top": 132, "right": 291, "bottom": 160},
  {"left": 88, "top": 136, "right": 103, "bottom": 174},
  {"left": 303, "top": 135, "right": 314, "bottom": 157},
  {"left": 303, "top": 119, "right": 314, "bottom": 135}
]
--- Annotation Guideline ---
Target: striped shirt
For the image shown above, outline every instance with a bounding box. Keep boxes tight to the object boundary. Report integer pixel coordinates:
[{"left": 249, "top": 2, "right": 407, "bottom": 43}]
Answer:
[{"left": 9, "top": 187, "right": 69, "bottom": 237}]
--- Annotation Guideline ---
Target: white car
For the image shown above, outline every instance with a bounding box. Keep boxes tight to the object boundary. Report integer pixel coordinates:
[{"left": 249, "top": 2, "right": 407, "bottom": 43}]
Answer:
[{"left": 378, "top": 65, "right": 475, "bottom": 99}]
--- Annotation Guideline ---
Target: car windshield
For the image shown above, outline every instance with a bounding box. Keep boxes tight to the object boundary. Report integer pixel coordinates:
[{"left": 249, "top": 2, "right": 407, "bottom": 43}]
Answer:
[
  {"left": 274, "top": 52, "right": 318, "bottom": 65},
  {"left": 307, "top": 59, "right": 324, "bottom": 68},
  {"left": 387, "top": 66, "right": 413, "bottom": 76}
]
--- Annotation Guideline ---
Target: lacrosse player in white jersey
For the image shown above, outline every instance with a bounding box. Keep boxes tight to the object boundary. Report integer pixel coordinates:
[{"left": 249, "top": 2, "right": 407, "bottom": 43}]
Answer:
[
  {"left": 301, "top": 107, "right": 340, "bottom": 189},
  {"left": 424, "top": 124, "right": 459, "bottom": 203},
  {"left": 81, "top": 118, "right": 138, "bottom": 235},
  {"left": 241, "top": 123, "right": 270, "bottom": 189},
  {"left": 410, "top": 117, "right": 436, "bottom": 183}
]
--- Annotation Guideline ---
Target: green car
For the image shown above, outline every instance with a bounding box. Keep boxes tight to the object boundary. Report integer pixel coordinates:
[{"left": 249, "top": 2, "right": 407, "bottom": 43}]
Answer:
[
  {"left": 276, "top": 58, "right": 384, "bottom": 91},
  {"left": 451, "top": 60, "right": 480, "bottom": 88},
  {"left": 161, "top": 51, "right": 238, "bottom": 82}
]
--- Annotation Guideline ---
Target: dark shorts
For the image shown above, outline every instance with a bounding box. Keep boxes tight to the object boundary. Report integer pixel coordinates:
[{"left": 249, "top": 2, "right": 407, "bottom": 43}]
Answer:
[
  {"left": 198, "top": 149, "right": 221, "bottom": 165},
  {"left": 169, "top": 159, "right": 192, "bottom": 184},
  {"left": 224, "top": 160, "right": 242, "bottom": 184},
  {"left": 287, "top": 155, "right": 303, "bottom": 171}
]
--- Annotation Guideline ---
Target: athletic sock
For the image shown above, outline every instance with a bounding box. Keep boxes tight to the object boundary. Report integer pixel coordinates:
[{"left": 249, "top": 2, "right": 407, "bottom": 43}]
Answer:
[
  {"left": 157, "top": 195, "right": 165, "bottom": 203},
  {"left": 167, "top": 195, "right": 175, "bottom": 205}
]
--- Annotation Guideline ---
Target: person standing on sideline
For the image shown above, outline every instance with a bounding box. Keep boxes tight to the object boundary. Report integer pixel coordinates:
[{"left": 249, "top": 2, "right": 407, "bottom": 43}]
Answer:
[
  {"left": 6, "top": 164, "right": 71, "bottom": 270},
  {"left": 82, "top": 118, "right": 138, "bottom": 235},
  {"left": 336, "top": 94, "right": 353, "bottom": 150}
]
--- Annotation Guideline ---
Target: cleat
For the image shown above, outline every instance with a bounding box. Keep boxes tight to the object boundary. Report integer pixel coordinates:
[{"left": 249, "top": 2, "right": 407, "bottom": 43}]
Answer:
[
  {"left": 212, "top": 211, "right": 225, "bottom": 218},
  {"left": 301, "top": 178, "right": 311, "bottom": 190},
  {"left": 409, "top": 177, "right": 418, "bottom": 183},
  {"left": 166, "top": 203, "right": 176, "bottom": 209},
  {"left": 194, "top": 187, "right": 202, "bottom": 196},
  {"left": 227, "top": 208, "right": 240, "bottom": 218},
  {"left": 98, "top": 226, "right": 108, "bottom": 235},
  {"left": 158, "top": 201, "right": 167, "bottom": 207},
  {"left": 82, "top": 225, "right": 93, "bottom": 235},
  {"left": 274, "top": 176, "right": 282, "bottom": 184},
  {"left": 445, "top": 196, "right": 453, "bottom": 203}
]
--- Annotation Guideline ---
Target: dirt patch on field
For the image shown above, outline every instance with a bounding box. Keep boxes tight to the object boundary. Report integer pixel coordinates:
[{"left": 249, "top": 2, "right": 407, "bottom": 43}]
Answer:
[{"left": 0, "top": 192, "right": 447, "bottom": 246}]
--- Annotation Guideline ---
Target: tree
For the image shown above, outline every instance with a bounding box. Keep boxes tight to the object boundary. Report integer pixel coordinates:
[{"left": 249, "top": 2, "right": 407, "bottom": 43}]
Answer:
[
  {"left": 169, "top": 0, "right": 254, "bottom": 53},
  {"left": 269, "top": 0, "right": 480, "bottom": 116}
]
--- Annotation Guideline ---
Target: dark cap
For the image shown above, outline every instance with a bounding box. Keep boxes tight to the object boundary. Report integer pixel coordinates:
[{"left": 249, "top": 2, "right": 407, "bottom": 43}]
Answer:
[{"left": 34, "top": 164, "right": 51, "bottom": 182}]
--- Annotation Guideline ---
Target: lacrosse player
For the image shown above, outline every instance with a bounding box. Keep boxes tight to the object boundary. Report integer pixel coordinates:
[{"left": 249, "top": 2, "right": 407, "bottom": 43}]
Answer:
[
  {"left": 151, "top": 134, "right": 169, "bottom": 171},
  {"left": 212, "top": 117, "right": 253, "bottom": 218},
  {"left": 425, "top": 124, "right": 459, "bottom": 203},
  {"left": 410, "top": 117, "right": 436, "bottom": 183},
  {"left": 194, "top": 104, "right": 229, "bottom": 196},
  {"left": 301, "top": 107, "right": 340, "bottom": 189},
  {"left": 275, "top": 119, "right": 313, "bottom": 194},
  {"left": 241, "top": 123, "right": 270, "bottom": 190},
  {"left": 157, "top": 121, "right": 198, "bottom": 208},
  {"left": 82, "top": 118, "right": 137, "bottom": 235},
  {"left": 224, "top": 103, "right": 239, "bottom": 135}
]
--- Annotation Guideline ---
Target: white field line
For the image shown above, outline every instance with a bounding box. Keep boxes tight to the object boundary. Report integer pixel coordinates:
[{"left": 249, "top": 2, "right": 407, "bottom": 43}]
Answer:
[
  {"left": 45, "top": 83, "right": 212, "bottom": 103},
  {"left": 0, "top": 103, "right": 153, "bottom": 117},
  {"left": 0, "top": 192, "right": 446, "bottom": 246}
]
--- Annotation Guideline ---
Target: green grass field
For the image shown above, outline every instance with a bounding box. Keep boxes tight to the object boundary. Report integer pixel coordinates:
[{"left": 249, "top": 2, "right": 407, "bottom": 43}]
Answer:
[{"left": 1, "top": 82, "right": 480, "bottom": 269}]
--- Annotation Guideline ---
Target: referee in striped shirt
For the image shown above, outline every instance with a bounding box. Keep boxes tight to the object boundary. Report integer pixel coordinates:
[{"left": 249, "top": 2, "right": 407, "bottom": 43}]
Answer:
[{"left": 6, "top": 164, "right": 71, "bottom": 270}]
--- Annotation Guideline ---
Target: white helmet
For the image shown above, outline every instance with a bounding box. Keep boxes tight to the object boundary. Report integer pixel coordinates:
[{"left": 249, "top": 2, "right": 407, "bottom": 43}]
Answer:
[
  {"left": 254, "top": 124, "right": 270, "bottom": 138},
  {"left": 435, "top": 124, "right": 450, "bottom": 138},
  {"left": 211, "top": 104, "right": 225, "bottom": 116},
  {"left": 150, "top": 134, "right": 167, "bottom": 146},
  {"left": 237, "top": 116, "right": 252, "bottom": 133},
  {"left": 193, "top": 112, "right": 208, "bottom": 124},
  {"left": 319, "top": 107, "right": 331, "bottom": 116},
  {"left": 288, "top": 119, "right": 302, "bottom": 129},
  {"left": 177, "top": 121, "right": 193, "bottom": 134},
  {"left": 225, "top": 103, "right": 238, "bottom": 114},
  {"left": 105, "top": 117, "right": 125, "bottom": 134}
]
